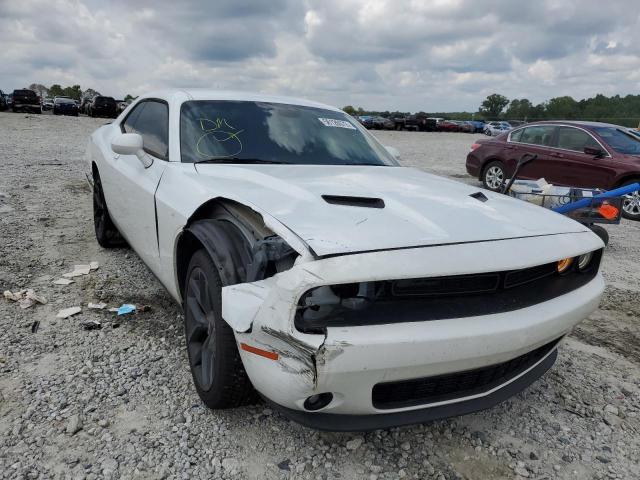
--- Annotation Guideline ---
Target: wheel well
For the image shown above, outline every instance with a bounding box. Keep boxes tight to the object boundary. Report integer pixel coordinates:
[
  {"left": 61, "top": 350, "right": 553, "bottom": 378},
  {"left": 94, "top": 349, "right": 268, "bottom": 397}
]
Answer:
[
  {"left": 615, "top": 175, "right": 640, "bottom": 188},
  {"left": 175, "top": 198, "right": 297, "bottom": 299},
  {"left": 176, "top": 230, "right": 204, "bottom": 299}
]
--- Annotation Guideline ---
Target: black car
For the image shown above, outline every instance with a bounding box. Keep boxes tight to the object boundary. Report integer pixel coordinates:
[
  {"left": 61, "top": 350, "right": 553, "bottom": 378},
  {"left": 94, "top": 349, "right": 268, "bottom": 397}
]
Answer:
[
  {"left": 53, "top": 97, "right": 79, "bottom": 116},
  {"left": 11, "top": 89, "right": 41, "bottom": 114},
  {"left": 0, "top": 89, "right": 7, "bottom": 111},
  {"left": 394, "top": 115, "right": 438, "bottom": 132},
  {"left": 88, "top": 96, "right": 117, "bottom": 118}
]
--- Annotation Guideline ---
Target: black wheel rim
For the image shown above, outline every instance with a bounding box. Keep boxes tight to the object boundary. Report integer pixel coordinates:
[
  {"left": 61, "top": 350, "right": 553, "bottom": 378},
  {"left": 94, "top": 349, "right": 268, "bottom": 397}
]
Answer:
[
  {"left": 93, "top": 180, "right": 106, "bottom": 235},
  {"left": 185, "top": 267, "right": 216, "bottom": 391}
]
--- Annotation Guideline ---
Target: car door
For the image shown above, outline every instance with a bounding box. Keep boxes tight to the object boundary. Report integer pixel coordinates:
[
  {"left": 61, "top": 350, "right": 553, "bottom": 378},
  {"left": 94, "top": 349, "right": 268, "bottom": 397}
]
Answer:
[
  {"left": 550, "top": 126, "right": 616, "bottom": 188},
  {"left": 102, "top": 99, "right": 169, "bottom": 273},
  {"left": 505, "top": 125, "right": 558, "bottom": 181}
]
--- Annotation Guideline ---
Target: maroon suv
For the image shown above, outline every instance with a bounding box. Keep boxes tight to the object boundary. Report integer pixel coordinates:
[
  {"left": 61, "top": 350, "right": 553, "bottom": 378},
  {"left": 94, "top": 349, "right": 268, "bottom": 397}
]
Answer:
[{"left": 466, "top": 121, "right": 640, "bottom": 219}]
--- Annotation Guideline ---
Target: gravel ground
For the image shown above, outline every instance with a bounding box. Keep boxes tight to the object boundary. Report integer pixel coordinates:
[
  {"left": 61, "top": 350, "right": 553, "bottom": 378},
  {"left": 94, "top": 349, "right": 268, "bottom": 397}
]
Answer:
[{"left": 1, "top": 112, "right": 639, "bottom": 480}]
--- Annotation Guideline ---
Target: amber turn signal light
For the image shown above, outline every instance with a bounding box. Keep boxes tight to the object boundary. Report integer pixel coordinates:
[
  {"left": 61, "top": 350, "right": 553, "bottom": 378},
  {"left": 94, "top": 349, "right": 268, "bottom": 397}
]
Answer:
[{"left": 557, "top": 258, "right": 573, "bottom": 274}]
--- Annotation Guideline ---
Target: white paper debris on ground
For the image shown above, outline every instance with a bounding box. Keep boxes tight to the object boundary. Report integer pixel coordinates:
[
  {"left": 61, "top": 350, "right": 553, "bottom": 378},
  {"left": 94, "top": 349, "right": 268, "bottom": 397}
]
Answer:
[
  {"left": 4, "top": 289, "right": 47, "bottom": 309},
  {"left": 62, "top": 271, "right": 84, "bottom": 278},
  {"left": 108, "top": 307, "right": 119, "bottom": 313},
  {"left": 88, "top": 302, "right": 107, "bottom": 310},
  {"left": 4, "top": 290, "right": 22, "bottom": 302},
  {"left": 56, "top": 306, "right": 82, "bottom": 319},
  {"left": 53, "top": 278, "right": 74, "bottom": 285},
  {"left": 62, "top": 264, "right": 92, "bottom": 278},
  {"left": 89, "top": 261, "right": 99, "bottom": 271}
]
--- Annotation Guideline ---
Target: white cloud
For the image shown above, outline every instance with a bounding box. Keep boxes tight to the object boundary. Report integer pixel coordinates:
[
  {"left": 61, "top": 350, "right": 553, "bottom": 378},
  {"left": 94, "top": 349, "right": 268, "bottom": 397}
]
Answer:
[{"left": 1, "top": 0, "right": 639, "bottom": 110}]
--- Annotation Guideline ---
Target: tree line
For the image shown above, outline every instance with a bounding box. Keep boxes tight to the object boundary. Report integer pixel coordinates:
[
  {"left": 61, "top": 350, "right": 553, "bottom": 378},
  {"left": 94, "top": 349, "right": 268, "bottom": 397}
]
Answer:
[
  {"left": 27, "top": 83, "right": 136, "bottom": 102},
  {"left": 344, "top": 92, "right": 640, "bottom": 127}
]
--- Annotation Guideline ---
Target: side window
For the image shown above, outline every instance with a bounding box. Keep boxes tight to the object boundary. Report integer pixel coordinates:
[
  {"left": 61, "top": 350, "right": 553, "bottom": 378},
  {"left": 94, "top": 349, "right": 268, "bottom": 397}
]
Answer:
[
  {"left": 122, "top": 103, "right": 145, "bottom": 134},
  {"left": 121, "top": 101, "right": 169, "bottom": 160},
  {"left": 509, "top": 128, "right": 524, "bottom": 142},
  {"left": 519, "top": 126, "right": 555, "bottom": 146},
  {"left": 556, "top": 127, "right": 600, "bottom": 152}
]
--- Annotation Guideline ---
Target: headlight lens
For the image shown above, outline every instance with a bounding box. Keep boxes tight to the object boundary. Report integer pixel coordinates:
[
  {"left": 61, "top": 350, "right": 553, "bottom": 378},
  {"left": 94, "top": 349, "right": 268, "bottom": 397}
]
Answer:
[{"left": 577, "top": 252, "right": 594, "bottom": 271}]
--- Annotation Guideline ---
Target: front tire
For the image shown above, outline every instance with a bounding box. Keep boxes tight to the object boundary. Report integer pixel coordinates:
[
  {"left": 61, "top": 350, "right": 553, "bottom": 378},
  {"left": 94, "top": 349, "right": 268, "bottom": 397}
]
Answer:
[
  {"left": 93, "top": 170, "right": 126, "bottom": 248},
  {"left": 589, "top": 225, "right": 609, "bottom": 246},
  {"left": 184, "top": 249, "right": 255, "bottom": 409},
  {"left": 482, "top": 160, "right": 506, "bottom": 192},
  {"left": 620, "top": 179, "right": 640, "bottom": 221}
]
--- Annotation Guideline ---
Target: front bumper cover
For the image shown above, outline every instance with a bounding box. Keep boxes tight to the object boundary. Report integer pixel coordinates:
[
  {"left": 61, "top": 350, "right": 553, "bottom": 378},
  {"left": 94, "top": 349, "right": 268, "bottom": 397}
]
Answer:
[
  {"left": 265, "top": 349, "right": 557, "bottom": 432},
  {"left": 224, "top": 232, "right": 604, "bottom": 421}
]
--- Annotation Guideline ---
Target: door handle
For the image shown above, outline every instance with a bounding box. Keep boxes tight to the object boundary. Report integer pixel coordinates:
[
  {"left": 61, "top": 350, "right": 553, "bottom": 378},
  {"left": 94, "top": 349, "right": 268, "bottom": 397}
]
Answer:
[{"left": 550, "top": 152, "right": 563, "bottom": 158}]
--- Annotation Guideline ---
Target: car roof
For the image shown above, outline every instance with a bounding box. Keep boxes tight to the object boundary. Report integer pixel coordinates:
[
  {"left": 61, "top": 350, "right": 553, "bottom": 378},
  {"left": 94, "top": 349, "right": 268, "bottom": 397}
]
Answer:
[
  {"left": 523, "top": 120, "right": 622, "bottom": 129},
  {"left": 139, "top": 89, "right": 342, "bottom": 112}
]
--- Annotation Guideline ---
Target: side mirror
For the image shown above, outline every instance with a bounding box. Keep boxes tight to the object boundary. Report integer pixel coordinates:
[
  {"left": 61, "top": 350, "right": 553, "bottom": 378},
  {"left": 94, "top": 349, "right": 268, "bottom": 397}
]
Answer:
[
  {"left": 385, "top": 145, "right": 400, "bottom": 159},
  {"left": 584, "top": 146, "right": 604, "bottom": 158},
  {"left": 111, "top": 133, "right": 152, "bottom": 167},
  {"left": 112, "top": 132, "right": 143, "bottom": 156}
]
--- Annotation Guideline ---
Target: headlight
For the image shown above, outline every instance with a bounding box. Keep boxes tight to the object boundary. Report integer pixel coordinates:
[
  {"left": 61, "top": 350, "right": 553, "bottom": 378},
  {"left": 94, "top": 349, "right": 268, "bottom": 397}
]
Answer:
[{"left": 577, "top": 252, "right": 594, "bottom": 271}]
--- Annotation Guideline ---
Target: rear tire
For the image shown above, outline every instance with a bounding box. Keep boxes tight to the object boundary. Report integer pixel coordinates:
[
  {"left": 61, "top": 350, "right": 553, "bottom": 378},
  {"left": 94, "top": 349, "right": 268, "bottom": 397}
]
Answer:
[
  {"left": 482, "top": 160, "right": 506, "bottom": 192},
  {"left": 184, "top": 249, "right": 255, "bottom": 409},
  {"left": 93, "top": 169, "right": 126, "bottom": 248},
  {"left": 620, "top": 179, "right": 640, "bottom": 221}
]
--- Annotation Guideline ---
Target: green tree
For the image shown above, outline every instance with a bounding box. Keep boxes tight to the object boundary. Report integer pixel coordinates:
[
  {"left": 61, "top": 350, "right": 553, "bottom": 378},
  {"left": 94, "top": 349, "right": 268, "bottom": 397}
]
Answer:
[
  {"left": 123, "top": 94, "right": 136, "bottom": 102},
  {"left": 479, "top": 93, "right": 509, "bottom": 119},
  {"left": 62, "top": 85, "right": 82, "bottom": 100},
  {"left": 342, "top": 105, "right": 357, "bottom": 115},
  {"left": 545, "top": 96, "right": 579, "bottom": 119},
  {"left": 49, "top": 84, "right": 64, "bottom": 97},
  {"left": 505, "top": 98, "right": 534, "bottom": 120}
]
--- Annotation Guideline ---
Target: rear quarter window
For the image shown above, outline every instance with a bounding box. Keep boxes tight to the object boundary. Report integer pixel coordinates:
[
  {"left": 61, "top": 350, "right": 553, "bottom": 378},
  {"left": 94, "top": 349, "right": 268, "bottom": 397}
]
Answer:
[{"left": 519, "top": 126, "right": 556, "bottom": 146}]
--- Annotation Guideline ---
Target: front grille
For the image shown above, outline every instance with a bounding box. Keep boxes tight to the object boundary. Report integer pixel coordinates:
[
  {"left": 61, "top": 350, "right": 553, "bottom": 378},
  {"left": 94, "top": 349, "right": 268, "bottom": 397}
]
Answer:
[
  {"left": 295, "top": 250, "right": 602, "bottom": 332},
  {"left": 372, "top": 337, "right": 562, "bottom": 410},
  {"left": 392, "top": 273, "right": 500, "bottom": 297}
]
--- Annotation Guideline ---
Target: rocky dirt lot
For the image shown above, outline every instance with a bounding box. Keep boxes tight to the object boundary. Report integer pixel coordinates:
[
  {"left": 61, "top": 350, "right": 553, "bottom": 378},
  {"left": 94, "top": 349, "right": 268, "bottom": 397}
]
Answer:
[{"left": 1, "top": 113, "right": 639, "bottom": 480}]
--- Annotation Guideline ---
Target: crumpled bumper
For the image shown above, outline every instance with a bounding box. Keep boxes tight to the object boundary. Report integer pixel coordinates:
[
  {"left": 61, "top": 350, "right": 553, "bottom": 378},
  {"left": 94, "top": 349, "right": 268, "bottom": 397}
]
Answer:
[{"left": 223, "top": 232, "right": 604, "bottom": 421}]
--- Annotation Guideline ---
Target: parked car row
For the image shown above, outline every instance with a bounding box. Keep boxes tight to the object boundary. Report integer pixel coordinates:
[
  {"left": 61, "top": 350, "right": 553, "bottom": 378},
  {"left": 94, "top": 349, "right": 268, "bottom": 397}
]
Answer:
[
  {"left": 466, "top": 120, "right": 640, "bottom": 220},
  {"left": 355, "top": 114, "right": 522, "bottom": 134},
  {"left": 357, "top": 115, "right": 395, "bottom": 130},
  {"left": 0, "top": 88, "right": 126, "bottom": 118}
]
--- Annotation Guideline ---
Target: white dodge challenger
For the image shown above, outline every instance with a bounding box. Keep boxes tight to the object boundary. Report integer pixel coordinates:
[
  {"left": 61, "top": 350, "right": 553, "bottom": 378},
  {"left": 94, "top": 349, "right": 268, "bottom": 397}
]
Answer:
[{"left": 87, "top": 89, "right": 604, "bottom": 430}]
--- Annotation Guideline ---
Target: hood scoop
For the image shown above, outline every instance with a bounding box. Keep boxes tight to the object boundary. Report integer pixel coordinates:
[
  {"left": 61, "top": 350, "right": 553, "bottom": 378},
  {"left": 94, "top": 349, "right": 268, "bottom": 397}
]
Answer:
[
  {"left": 469, "top": 191, "right": 488, "bottom": 202},
  {"left": 322, "top": 195, "right": 385, "bottom": 209}
]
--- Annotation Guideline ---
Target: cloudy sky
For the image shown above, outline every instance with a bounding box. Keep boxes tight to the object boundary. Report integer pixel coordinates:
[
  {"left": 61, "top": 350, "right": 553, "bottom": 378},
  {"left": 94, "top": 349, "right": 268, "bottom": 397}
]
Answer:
[{"left": 1, "top": 0, "right": 639, "bottom": 111}]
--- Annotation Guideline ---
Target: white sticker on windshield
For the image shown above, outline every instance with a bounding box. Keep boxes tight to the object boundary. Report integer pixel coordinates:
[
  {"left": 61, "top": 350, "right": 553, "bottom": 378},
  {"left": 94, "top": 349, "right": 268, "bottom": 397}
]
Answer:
[{"left": 318, "top": 118, "right": 357, "bottom": 130}]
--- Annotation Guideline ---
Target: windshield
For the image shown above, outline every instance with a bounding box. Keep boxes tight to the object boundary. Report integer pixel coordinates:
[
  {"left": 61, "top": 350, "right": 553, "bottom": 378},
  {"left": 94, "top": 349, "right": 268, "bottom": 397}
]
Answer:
[
  {"left": 593, "top": 127, "right": 640, "bottom": 155},
  {"left": 180, "top": 100, "right": 398, "bottom": 166}
]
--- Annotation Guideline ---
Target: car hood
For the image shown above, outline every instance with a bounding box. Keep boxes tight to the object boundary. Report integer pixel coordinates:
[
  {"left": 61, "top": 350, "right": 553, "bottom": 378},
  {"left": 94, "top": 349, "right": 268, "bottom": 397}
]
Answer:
[{"left": 193, "top": 164, "right": 588, "bottom": 257}]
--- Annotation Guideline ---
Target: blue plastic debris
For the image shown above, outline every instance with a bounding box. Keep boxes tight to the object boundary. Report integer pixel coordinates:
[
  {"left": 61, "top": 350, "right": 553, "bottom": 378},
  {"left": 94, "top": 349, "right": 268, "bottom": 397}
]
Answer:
[{"left": 117, "top": 304, "right": 136, "bottom": 316}]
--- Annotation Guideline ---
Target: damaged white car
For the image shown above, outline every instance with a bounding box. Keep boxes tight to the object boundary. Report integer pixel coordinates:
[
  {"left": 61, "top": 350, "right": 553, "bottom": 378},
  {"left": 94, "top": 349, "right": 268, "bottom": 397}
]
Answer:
[{"left": 87, "top": 90, "right": 604, "bottom": 431}]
